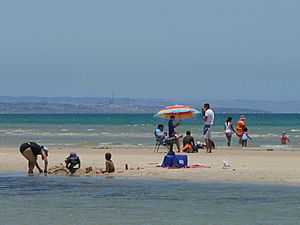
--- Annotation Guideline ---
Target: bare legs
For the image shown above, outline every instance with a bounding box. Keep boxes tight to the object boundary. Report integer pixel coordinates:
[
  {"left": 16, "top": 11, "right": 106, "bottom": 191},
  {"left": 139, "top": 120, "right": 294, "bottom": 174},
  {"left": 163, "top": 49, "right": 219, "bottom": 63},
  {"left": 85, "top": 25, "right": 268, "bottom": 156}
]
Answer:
[
  {"left": 28, "top": 161, "right": 34, "bottom": 174},
  {"left": 242, "top": 140, "right": 247, "bottom": 147},
  {"left": 226, "top": 134, "right": 232, "bottom": 146},
  {"left": 205, "top": 138, "right": 212, "bottom": 153},
  {"left": 174, "top": 134, "right": 181, "bottom": 152},
  {"left": 22, "top": 149, "right": 43, "bottom": 174}
]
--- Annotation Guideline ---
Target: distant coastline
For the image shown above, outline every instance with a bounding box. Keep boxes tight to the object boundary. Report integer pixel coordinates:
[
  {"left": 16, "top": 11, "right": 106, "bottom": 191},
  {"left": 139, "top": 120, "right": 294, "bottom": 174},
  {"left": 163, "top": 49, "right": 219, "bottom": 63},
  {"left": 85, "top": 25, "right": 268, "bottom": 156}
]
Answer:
[{"left": 0, "top": 96, "right": 299, "bottom": 114}]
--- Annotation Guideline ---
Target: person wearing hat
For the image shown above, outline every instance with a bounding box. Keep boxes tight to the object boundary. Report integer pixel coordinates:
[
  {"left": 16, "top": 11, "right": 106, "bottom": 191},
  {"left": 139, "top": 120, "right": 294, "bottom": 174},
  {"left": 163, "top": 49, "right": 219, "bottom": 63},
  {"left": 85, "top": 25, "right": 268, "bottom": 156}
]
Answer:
[
  {"left": 236, "top": 115, "right": 246, "bottom": 144},
  {"left": 19, "top": 142, "right": 49, "bottom": 174},
  {"left": 65, "top": 152, "right": 81, "bottom": 174}
]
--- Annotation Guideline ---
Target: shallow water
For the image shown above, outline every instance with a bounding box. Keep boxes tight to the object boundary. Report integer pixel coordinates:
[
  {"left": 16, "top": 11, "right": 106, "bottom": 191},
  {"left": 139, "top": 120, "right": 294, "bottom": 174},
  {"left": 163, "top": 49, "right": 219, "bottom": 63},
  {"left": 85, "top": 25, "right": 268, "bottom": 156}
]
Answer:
[
  {"left": 0, "top": 174, "right": 300, "bottom": 225},
  {"left": 0, "top": 114, "right": 299, "bottom": 148}
]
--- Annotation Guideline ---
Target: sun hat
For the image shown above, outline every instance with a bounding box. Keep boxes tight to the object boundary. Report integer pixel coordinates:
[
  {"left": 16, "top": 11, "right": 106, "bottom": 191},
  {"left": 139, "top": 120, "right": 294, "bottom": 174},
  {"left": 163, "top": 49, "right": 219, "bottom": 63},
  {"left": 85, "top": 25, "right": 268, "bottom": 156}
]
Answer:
[
  {"left": 69, "top": 152, "right": 78, "bottom": 160},
  {"left": 240, "top": 115, "right": 246, "bottom": 120}
]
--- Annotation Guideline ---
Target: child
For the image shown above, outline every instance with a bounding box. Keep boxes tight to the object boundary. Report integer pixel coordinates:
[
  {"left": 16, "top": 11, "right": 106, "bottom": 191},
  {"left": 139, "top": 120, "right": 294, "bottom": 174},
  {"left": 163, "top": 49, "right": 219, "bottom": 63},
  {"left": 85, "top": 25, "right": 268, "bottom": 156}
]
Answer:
[
  {"left": 241, "top": 127, "right": 252, "bottom": 147},
  {"left": 101, "top": 152, "right": 115, "bottom": 173},
  {"left": 281, "top": 131, "right": 289, "bottom": 144},
  {"left": 65, "top": 152, "right": 81, "bottom": 174}
]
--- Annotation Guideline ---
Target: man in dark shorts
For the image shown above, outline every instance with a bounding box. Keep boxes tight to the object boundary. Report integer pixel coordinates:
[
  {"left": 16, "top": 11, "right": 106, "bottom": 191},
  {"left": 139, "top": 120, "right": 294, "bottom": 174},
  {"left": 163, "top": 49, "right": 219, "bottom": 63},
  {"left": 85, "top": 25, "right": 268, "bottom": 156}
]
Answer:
[
  {"left": 19, "top": 142, "right": 49, "bottom": 174},
  {"left": 202, "top": 103, "right": 214, "bottom": 153},
  {"left": 168, "top": 115, "right": 181, "bottom": 152}
]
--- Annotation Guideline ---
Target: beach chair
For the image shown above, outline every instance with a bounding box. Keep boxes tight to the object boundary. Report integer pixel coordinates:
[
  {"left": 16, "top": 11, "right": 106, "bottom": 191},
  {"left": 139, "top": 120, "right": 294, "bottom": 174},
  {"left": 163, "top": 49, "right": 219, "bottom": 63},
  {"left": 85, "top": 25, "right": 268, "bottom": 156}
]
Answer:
[{"left": 153, "top": 132, "right": 176, "bottom": 153}]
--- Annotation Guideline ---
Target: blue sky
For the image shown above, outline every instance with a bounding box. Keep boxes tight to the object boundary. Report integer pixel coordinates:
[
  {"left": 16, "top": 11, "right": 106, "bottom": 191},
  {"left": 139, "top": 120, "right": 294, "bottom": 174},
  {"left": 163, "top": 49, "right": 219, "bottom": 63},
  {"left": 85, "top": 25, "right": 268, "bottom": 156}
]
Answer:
[{"left": 0, "top": 1, "right": 299, "bottom": 100}]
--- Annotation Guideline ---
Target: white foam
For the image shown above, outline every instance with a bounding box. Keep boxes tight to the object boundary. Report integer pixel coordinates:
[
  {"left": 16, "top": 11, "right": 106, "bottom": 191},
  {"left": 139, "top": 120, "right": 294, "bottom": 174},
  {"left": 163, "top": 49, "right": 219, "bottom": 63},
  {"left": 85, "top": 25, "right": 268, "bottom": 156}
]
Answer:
[
  {"left": 291, "top": 129, "right": 300, "bottom": 132},
  {"left": 86, "top": 129, "right": 95, "bottom": 132},
  {"left": 260, "top": 145, "right": 287, "bottom": 149}
]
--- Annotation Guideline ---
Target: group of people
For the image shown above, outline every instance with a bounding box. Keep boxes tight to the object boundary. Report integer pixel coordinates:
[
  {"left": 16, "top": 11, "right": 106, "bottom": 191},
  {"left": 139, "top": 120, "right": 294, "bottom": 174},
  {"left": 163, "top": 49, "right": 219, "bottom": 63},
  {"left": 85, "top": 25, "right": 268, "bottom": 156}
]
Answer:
[
  {"left": 155, "top": 103, "right": 276, "bottom": 153},
  {"left": 20, "top": 104, "right": 290, "bottom": 174},
  {"left": 155, "top": 103, "right": 215, "bottom": 154},
  {"left": 225, "top": 115, "right": 292, "bottom": 146},
  {"left": 156, "top": 101, "right": 291, "bottom": 152},
  {"left": 224, "top": 115, "right": 252, "bottom": 147},
  {"left": 19, "top": 141, "right": 115, "bottom": 175}
]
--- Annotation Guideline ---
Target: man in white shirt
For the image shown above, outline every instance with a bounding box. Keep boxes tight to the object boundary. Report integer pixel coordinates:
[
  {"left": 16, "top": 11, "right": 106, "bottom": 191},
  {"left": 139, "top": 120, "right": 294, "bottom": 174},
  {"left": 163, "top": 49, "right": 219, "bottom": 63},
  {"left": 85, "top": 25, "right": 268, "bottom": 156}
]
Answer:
[{"left": 202, "top": 103, "right": 214, "bottom": 153}]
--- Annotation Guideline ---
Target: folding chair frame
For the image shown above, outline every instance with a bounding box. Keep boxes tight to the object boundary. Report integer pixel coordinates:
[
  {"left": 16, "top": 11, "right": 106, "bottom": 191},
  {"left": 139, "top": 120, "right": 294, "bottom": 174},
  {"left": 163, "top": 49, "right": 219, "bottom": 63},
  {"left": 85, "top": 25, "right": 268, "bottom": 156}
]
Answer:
[{"left": 154, "top": 133, "right": 174, "bottom": 153}]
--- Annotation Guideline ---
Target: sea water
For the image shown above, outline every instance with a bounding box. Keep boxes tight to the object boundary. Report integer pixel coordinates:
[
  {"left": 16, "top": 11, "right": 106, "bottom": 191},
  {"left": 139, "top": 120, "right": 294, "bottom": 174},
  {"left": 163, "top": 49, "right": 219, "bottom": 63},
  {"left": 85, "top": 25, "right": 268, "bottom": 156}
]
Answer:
[
  {"left": 0, "top": 114, "right": 299, "bottom": 148},
  {"left": 0, "top": 174, "right": 299, "bottom": 225}
]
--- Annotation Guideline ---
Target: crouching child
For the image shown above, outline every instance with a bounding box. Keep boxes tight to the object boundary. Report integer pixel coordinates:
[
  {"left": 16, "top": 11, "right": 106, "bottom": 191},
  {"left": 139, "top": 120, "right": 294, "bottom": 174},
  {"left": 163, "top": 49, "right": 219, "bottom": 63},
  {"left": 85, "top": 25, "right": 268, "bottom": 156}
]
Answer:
[{"left": 65, "top": 152, "right": 81, "bottom": 174}]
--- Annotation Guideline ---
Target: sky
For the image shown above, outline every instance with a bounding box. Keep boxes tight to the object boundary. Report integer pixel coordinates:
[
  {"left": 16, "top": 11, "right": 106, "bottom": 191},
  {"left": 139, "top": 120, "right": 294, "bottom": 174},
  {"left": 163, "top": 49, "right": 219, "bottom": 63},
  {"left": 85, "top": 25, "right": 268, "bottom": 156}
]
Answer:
[{"left": 0, "top": 0, "right": 299, "bottom": 101}]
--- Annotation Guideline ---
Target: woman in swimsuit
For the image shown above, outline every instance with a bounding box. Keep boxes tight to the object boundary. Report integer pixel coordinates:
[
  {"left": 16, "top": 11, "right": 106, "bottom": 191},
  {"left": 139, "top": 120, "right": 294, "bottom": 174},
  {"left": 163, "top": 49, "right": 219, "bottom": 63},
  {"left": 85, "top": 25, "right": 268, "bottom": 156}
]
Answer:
[{"left": 224, "top": 117, "right": 237, "bottom": 146}]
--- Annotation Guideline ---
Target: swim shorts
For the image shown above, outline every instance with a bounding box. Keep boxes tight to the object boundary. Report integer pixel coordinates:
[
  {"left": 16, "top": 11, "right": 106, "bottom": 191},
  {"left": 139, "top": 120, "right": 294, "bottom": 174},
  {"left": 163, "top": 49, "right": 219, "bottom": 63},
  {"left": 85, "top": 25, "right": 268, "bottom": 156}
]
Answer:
[{"left": 203, "top": 125, "right": 212, "bottom": 139}]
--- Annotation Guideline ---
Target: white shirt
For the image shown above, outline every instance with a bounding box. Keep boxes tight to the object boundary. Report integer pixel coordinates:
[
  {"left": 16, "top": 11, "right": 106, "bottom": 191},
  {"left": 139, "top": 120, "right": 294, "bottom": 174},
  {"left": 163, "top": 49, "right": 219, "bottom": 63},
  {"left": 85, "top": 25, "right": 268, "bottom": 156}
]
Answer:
[{"left": 204, "top": 109, "right": 214, "bottom": 125}]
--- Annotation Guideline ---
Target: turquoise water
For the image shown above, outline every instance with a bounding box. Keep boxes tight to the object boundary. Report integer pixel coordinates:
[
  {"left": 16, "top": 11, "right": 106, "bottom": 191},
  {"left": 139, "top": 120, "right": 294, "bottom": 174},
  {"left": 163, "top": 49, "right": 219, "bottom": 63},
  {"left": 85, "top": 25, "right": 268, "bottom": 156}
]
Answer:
[
  {"left": 0, "top": 114, "right": 299, "bottom": 148},
  {"left": 0, "top": 174, "right": 299, "bottom": 225}
]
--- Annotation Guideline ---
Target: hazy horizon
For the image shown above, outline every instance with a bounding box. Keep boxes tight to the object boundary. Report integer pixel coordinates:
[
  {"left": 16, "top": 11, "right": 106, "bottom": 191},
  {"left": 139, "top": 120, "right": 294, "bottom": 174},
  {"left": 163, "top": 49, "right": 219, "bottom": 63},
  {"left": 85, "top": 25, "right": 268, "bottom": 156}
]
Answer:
[
  {"left": 1, "top": 95, "right": 300, "bottom": 102},
  {"left": 1, "top": 1, "right": 299, "bottom": 101}
]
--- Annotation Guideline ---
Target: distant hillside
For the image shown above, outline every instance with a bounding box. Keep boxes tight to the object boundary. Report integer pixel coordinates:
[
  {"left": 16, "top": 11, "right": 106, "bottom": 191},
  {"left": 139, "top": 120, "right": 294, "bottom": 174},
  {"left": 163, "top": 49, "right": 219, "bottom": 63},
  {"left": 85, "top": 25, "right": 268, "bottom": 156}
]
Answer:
[
  {"left": 0, "top": 96, "right": 273, "bottom": 114},
  {"left": 0, "top": 102, "right": 268, "bottom": 114},
  {"left": 0, "top": 96, "right": 299, "bottom": 113},
  {"left": 209, "top": 99, "right": 300, "bottom": 114}
]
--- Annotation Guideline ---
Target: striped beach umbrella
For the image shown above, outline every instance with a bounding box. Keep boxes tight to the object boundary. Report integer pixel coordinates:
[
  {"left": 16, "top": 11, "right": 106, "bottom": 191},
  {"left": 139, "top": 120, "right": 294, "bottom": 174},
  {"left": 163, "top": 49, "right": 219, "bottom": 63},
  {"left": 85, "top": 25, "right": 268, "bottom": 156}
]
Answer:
[{"left": 154, "top": 105, "right": 201, "bottom": 120}]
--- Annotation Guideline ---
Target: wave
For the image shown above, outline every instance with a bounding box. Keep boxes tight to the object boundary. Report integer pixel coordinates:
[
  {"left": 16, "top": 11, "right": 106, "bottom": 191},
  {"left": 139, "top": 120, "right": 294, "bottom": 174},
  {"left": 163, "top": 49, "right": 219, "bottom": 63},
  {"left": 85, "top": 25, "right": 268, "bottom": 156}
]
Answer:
[
  {"left": 45, "top": 143, "right": 79, "bottom": 146},
  {"left": 251, "top": 133, "right": 279, "bottom": 138},
  {"left": 291, "top": 129, "right": 300, "bottom": 132},
  {"left": 86, "top": 129, "right": 95, "bottom": 132},
  {"left": 260, "top": 145, "right": 286, "bottom": 148},
  {"left": 259, "top": 144, "right": 299, "bottom": 150}
]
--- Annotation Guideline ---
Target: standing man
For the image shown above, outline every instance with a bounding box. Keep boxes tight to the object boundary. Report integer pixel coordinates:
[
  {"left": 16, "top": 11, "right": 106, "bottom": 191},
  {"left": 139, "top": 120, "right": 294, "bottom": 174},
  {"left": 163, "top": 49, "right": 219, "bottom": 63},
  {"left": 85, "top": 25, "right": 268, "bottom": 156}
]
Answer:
[
  {"left": 168, "top": 115, "right": 181, "bottom": 152},
  {"left": 202, "top": 103, "right": 214, "bottom": 153},
  {"left": 19, "top": 142, "right": 49, "bottom": 174}
]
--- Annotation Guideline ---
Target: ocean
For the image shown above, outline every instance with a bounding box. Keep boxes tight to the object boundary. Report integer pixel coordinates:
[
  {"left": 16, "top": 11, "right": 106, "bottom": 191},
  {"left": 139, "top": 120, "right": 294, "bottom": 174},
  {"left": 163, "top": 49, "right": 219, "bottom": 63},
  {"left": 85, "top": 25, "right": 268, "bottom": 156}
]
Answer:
[
  {"left": 1, "top": 115, "right": 300, "bottom": 225},
  {"left": 1, "top": 174, "right": 299, "bottom": 225},
  {"left": 0, "top": 114, "right": 299, "bottom": 149}
]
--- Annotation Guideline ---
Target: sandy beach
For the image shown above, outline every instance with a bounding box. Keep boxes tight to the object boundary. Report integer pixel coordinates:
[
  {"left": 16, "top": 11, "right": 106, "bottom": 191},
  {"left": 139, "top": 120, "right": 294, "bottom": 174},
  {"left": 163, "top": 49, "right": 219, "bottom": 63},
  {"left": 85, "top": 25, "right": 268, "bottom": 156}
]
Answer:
[{"left": 1, "top": 146, "right": 299, "bottom": 185}]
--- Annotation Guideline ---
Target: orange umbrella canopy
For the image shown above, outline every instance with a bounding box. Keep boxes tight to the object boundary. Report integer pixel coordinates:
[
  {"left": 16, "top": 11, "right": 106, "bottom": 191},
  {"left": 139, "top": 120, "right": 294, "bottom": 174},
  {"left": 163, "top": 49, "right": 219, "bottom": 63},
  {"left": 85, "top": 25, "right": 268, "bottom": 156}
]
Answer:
[{"left": 154, "top": 105, "right": 200, "bottom": 120}]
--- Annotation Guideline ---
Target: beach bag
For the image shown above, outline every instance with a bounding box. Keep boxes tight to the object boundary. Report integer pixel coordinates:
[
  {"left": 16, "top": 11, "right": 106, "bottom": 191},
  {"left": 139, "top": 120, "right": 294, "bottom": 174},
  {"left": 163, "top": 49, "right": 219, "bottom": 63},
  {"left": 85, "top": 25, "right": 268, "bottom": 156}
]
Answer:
[{"left": 192, "top": 144, "right": 198, "bottom": 153}]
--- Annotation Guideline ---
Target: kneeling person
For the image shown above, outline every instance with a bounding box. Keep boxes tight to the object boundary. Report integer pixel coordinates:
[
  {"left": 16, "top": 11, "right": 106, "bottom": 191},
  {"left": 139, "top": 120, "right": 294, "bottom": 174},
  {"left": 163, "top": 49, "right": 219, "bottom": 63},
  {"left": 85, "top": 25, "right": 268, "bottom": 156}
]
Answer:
[
  {"left": 65, "top": 152, "right": 81, "bottom": 174},
  {"left": 182, "top": 131, "right": 195, "bottom": 153}
]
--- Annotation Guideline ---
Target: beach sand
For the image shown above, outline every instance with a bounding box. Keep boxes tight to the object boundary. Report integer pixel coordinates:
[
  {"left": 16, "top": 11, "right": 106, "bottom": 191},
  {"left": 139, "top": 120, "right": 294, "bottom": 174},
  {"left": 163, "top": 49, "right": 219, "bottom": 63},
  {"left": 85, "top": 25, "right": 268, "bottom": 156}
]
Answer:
[{"left": 1, "top": 146, "right": 299, "bottom": 185}]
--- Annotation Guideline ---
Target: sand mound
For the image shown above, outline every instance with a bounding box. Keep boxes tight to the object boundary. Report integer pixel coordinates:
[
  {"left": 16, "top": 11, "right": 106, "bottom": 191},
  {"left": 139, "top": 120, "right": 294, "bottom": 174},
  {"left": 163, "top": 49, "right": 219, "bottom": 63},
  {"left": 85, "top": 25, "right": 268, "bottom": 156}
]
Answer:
[{"left": 48, "top": 164, "right": 103, "bottom": 175}]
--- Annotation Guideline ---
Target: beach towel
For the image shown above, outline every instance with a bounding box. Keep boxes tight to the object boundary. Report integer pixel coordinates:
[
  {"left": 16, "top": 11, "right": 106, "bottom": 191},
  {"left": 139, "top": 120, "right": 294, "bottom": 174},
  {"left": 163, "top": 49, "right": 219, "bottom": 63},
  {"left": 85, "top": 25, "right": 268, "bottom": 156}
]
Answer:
[
  {"left": 157, "top": 164, "right": 210, "bottom": 169},
  {"left": 165, "top": 164, "right": 211, "bottom": 169}
]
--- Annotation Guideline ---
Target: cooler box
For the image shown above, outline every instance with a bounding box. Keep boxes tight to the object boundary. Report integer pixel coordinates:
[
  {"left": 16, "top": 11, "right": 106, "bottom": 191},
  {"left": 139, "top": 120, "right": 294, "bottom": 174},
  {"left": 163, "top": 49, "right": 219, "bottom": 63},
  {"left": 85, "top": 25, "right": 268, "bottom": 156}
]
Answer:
[
  {"left": 176, "top": 154, "right": 188, "bottom": 167},
  {"left": 161, "top": 154, "right": 188, "bottom": 168}
]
